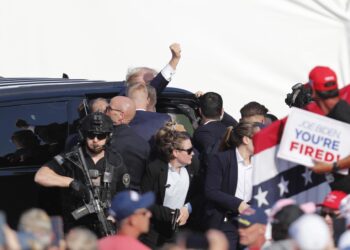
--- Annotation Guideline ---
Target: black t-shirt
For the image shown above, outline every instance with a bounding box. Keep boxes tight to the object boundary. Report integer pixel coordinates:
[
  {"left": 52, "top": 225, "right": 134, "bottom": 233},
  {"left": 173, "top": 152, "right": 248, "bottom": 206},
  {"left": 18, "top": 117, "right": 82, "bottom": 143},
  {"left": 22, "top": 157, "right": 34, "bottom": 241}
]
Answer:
[
  {"left": 326, "top": 99, "right": 350, "bottom": 193},
  {"left": 327, "top": 99, "right": 350, "bottom": 124},
  {"left": 46, "top": 146, "right": 129, "bottom": 234}
]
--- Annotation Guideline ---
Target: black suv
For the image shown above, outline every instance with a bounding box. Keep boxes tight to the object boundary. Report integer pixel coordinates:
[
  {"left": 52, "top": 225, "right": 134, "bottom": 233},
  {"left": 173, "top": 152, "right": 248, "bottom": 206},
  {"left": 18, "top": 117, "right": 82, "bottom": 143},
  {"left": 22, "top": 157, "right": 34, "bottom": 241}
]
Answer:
[{"left": 0, "top": 77, "right": 199, "bottom": 227}]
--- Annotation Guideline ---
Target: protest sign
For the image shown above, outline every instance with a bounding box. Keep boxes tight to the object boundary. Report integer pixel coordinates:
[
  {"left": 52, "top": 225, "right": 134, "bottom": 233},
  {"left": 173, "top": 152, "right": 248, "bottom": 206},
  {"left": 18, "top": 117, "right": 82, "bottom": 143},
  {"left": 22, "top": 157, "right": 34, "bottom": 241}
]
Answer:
[{"left": 277, "top": 107, "right": 350, "bottom": 169}]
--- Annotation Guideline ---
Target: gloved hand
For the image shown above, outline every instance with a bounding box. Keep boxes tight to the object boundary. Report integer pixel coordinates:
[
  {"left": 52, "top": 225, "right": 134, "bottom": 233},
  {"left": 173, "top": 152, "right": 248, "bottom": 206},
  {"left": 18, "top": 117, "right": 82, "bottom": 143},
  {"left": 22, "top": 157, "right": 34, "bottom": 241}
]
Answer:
[
  {"left": 16, "top": 119, "right": 29, "bottom": 128},
  {"left": 69, "top": 179, "right": 90, "bottom": 203}
]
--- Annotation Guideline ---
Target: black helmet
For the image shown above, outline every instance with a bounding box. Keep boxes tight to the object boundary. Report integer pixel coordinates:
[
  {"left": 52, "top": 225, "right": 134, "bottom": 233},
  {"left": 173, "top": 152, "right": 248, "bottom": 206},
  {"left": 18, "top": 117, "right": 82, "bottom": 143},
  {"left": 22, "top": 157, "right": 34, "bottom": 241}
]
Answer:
[{"left": 79, "top": 112, "right": 113, "bottom": 135}]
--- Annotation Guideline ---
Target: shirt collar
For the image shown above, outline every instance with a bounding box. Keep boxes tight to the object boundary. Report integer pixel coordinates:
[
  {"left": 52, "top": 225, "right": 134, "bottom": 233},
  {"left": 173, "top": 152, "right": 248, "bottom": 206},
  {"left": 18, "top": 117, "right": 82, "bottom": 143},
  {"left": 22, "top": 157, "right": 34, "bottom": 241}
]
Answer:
[
  {"left": 203, "top": 119, "right": 219, "bottom": 125},
  {"left": 168, "top": 163, "right": 178, "bottom": 172},
  {"left": 236, "top": 148, "right": 245, "bottom": 164}
]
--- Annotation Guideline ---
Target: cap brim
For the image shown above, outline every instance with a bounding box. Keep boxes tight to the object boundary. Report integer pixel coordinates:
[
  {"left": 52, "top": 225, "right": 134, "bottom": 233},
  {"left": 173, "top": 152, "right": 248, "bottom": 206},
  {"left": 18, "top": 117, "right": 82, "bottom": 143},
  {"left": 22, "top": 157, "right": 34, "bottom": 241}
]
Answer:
[
  {"left": 134, "top": 191, "right": 155, "bottom": 210},
  {"left": 238, "top": 219, "right": 251, "bottom": 228}
]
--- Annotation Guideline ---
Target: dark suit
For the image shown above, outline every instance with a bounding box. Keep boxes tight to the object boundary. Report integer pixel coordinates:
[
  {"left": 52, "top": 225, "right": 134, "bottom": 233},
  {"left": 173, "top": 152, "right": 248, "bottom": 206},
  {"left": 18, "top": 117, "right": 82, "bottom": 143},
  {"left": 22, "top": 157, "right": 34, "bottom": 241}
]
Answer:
[
  {"left": 141, "top": 157, "right": 200, "bottom": 247},
  {"left": 193, "top": 121, "right": 227, "bottom": 154},
  {"left": 193, "top": 113, "right": 237, "bottom": 154},
  {"left": 110, "top": 124, "right": 150, "bottom": 191},
  {"left": 221, "top": 112, "right": 238, "bottom": 127},
  {"left": 129, "top": 110, "right": 171, "bottom": 143},
  {"left": 205, "top": 148, "right": 242, "bottom": 250}
]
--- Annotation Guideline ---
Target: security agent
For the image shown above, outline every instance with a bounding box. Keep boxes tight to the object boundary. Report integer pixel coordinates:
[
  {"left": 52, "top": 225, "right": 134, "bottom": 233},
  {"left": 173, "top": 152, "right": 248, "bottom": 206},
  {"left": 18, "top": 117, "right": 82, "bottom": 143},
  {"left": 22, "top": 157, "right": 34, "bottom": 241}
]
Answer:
[{"left": 34, "top": 112, "right": 130, "bottom": 236}]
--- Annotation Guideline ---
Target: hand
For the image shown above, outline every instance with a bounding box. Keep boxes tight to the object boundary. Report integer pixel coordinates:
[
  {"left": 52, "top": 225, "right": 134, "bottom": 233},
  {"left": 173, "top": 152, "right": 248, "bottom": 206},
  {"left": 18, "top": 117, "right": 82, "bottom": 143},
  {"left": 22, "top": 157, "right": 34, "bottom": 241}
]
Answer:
[
  {"left": 177, "top": 206, "right": 189, "bottom": 226},
  {"left": 16, "top": 119, "right": 29, "bottom": 129},
  {"left": 169, "top": 43, "right": 181, "bottom": 70},
  {"left": 170, "top": 43, "right": 181, "bottom": 59},
  {"left": 194, "top": 91, "right": 204, "bottom": 98},
  {"left": 238, "top": 201, "right": 250, "bottom": 214},
  {"left": 69, "top": 179, "right": 90, "bottom": 203},
  {"left": 174, "top": 123, "right": 186, "bottom": 132},
  {"left": 107, "top": 215, "right": 116, "bottom": 224},
  {"left": 311, "top": 161, "right": 332, "bottom": 174}
]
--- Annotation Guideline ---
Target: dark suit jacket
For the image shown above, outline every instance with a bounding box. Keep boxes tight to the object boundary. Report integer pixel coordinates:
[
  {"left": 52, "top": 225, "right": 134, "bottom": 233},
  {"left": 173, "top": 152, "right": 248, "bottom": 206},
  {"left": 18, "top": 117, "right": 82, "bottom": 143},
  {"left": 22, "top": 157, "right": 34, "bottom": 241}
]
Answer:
[
  {"left": 141, "top": 157, "right": 200, "bottom": 222},
  {"left": 119, "top": 72, "right": 169, "bottom": 96},
  {"left": 193, "top": 113, "right": 237, "bottom": 155},
  {"left": 193, "top": 121, "right": 228, "bottom": 154},
  {"left": 205, "top": 148, "right": 242, "bottom": 229},
  {"left": 141, "top": 156, "right": 201, "bottom": 247},
  {"left": 110, "top": 124, "right": 150, "bottom": 191},
  {"left": 129, "top": 111, "right": 171, "bottom": 143},
  {"left": 221, "top": 112, "right": 238, "bottom": 127}
]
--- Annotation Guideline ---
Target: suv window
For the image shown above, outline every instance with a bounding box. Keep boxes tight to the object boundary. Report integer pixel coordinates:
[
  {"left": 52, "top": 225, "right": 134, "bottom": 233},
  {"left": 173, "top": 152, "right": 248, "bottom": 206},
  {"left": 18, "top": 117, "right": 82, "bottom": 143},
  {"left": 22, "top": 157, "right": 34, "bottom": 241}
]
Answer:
[{"left": 0, "top": 101, "right": 70, "bottom": 167}]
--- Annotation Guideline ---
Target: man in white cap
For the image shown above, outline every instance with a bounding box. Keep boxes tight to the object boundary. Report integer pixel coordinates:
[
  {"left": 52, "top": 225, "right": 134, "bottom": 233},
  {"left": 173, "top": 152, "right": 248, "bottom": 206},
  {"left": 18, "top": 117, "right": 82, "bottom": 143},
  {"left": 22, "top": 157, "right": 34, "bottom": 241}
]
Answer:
[
  {"left": 99, "top": 190, "right": 155, "bottom": 250},
  {"left": 289, "top": 214, "right": 332, "bottom": 250}
]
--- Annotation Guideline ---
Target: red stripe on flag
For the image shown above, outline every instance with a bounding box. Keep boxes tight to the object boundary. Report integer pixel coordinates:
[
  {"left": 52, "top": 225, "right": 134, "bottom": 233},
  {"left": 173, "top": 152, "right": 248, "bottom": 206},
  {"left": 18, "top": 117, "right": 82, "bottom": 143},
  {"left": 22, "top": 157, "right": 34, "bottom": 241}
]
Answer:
[{"left": 253, "top": 118, "right": 286, "bottom": 154}]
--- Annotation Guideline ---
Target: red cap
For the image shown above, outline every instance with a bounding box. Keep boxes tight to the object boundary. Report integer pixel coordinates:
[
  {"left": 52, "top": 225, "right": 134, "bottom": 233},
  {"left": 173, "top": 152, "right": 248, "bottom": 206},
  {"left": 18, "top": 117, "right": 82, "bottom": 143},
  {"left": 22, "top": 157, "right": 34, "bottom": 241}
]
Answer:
[
  {"left": 319, "top": 190, "right": 347, "bottom": 210},
  {"left": 309, "top": 66, "right": 338, "bottom": 92}
]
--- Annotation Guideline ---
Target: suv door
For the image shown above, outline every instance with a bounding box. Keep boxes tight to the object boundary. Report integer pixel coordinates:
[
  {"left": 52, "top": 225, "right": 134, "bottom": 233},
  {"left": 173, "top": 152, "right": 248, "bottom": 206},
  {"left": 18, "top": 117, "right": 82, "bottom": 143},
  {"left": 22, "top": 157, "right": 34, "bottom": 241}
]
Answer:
[{"left": 0, "top": 97, "right": 83, "bottom": 227}]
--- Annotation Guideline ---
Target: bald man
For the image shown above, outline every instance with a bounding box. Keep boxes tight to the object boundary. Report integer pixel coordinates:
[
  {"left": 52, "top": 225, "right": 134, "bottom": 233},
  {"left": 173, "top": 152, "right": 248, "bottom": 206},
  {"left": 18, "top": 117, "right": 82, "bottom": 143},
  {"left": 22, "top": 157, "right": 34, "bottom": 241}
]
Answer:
[
  {"left": 106, "top": 96, "right": 136, "bottom": 126},
  {"left": 106, "top": 96, "right": 150, "bottom": 191}
]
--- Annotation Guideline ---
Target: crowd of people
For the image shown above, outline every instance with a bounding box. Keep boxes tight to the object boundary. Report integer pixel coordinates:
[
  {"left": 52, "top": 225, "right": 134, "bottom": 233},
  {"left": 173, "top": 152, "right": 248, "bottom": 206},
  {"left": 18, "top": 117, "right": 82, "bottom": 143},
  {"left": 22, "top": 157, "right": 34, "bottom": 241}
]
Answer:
[{"left": 1, "top": 43, "right": 350, "bottom": 250}]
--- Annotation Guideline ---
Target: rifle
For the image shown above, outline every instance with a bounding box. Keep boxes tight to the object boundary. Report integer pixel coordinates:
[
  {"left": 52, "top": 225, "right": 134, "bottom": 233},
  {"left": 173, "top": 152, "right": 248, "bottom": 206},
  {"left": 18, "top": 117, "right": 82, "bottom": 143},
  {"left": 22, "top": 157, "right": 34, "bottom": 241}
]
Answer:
[{"left": 67, "top": 146, "right": 115, "bottom": 236}]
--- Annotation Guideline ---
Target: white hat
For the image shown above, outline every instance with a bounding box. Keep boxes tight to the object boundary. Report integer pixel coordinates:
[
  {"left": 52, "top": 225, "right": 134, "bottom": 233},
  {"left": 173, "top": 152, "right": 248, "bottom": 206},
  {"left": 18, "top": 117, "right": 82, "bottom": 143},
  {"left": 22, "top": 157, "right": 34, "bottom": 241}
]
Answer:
[
  {"left": 338, "top": 231, "right": 350, "bottom": 250},
  {"left": 289, "top": 214, "right": 331, "bottom": 250}
]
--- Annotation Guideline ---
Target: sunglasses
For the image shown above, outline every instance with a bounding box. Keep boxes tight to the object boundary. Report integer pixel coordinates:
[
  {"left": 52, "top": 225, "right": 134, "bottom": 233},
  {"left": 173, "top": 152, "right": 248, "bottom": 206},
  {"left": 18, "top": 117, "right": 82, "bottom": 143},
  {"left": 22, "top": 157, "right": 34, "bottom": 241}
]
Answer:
[
  {"left": 106, "top": 106, "right": 123, "bottom": 113},
  {"left": 319, "top": 209, "right": 336, "bottom": 219},
  {"left": 176, "top": 147, "right": 194, "bottom": 155},
  {"left": 86, "top": 132, "right": 108, "bottom": 140}
]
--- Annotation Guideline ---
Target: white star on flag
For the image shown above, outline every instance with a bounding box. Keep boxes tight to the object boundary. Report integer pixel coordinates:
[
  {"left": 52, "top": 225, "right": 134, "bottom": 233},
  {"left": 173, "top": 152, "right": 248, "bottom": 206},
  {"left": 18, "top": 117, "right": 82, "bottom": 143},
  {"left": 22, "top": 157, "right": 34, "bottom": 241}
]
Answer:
[
  {"left": 278, "top": 176, "right": 289, "bottom": 196},
  {"left": 302, "top": 168, "right": 313, "bottom": 186},
  {"left": 254, "top": 187, "right": 269, "bottom": 207}
]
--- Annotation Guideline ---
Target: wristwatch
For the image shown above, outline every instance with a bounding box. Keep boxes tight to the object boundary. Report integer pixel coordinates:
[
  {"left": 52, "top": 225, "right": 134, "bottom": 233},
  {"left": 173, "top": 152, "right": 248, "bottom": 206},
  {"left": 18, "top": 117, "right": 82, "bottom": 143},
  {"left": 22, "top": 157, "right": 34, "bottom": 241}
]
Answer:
[{"left": 332, "top": 162, "right": 340, "bottom": 173}]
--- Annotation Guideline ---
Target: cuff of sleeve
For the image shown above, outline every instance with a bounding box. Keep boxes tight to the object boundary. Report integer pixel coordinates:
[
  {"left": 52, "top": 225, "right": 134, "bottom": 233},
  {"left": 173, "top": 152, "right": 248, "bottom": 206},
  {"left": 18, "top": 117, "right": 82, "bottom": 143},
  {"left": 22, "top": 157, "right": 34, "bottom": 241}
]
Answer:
[
  {"left": 28, "top": 125, "right": 35, "bottom": 133},
  {"left": 184, "top": 203, "right": 192, "bottom": 214},
  {"left": 161, "top": 64, "right": 176, "bottom": 81}
]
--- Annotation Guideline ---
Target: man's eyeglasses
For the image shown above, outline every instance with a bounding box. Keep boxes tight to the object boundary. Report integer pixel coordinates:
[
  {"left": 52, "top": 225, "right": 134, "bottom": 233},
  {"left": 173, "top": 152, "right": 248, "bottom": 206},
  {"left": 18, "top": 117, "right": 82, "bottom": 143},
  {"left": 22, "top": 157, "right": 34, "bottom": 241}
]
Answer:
[
  {"left": 176, "top": 147, "right": 194, "bottom": 155},
  {"left": 86, "top": 132, "right": 108, "bottom": 140},
  {"left": 106, "top": 106, "right": 123, "bottom": 113}
]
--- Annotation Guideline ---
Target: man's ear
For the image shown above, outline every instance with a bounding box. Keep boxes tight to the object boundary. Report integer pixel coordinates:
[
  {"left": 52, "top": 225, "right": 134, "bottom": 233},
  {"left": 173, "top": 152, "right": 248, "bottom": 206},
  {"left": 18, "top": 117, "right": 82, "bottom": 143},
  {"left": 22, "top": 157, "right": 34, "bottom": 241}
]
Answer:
[
  {"left": 220, "top": 108, "right": 224, "bottom": 120},
  {"left": 119, "top": 111, "right": 125, "bottom": 124},
  {"left": 259, "top": 225, "right": 266, "bottom": 234}
]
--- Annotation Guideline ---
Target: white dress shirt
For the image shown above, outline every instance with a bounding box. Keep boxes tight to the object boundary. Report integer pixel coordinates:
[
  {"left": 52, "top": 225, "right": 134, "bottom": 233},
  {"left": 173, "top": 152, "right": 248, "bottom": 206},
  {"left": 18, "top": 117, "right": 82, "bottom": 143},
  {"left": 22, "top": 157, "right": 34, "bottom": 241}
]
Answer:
[
  {"left": 163, "top": 163, "right": 190, "bottom": 209},
  {"left": 160, "top": 64, "right": 176, "bottom": 82},
  {"left": 234, "top": 148, "right": 253, "bottom": 202}
]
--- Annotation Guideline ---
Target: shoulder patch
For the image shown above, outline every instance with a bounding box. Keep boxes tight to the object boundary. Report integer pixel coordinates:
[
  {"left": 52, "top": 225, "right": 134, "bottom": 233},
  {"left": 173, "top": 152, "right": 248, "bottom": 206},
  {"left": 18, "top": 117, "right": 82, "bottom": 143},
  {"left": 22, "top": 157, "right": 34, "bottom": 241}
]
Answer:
[{"left": 122, "top": 173, "right": 130, "bottom": 187}]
